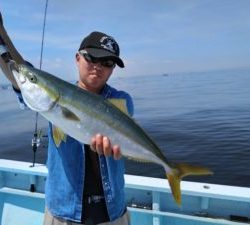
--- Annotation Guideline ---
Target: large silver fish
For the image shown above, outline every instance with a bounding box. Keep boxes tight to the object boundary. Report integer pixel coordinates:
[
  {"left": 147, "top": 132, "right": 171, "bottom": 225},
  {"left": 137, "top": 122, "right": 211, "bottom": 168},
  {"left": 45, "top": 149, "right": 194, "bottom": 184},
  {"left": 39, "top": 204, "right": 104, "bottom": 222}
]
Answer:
[{"left": 11, "top": 62, "right": 212, "bottom": 206}]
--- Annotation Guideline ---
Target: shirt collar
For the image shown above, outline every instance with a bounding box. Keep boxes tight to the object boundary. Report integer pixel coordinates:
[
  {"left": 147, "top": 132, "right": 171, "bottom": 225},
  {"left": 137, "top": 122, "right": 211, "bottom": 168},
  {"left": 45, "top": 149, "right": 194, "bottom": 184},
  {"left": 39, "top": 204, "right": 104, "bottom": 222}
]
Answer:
[
  {"left": 101, "top": 84, "right": 112, "bottom": 99},
  {"left": 75, "top": 81, "right": 111, "bottom": 99}
]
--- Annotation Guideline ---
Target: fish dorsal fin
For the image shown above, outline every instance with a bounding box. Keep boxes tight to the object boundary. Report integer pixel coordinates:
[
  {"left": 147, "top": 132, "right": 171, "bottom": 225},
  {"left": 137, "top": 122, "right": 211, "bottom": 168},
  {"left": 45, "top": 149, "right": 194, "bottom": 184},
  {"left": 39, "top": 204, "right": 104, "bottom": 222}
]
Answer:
[
  {"left": 108, "top": 98, "right": 129, "bottom": 116},
  {"left": 52, "top": 126, "right": 67, "bottom": 147},
  {"left": 61, "top": 106, "right": 80, "bottom": 121}
]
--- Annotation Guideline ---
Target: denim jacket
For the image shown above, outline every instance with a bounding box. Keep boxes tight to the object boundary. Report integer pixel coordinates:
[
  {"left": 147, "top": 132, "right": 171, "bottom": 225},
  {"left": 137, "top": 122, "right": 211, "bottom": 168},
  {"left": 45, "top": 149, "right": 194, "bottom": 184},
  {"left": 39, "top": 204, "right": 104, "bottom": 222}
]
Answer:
[{"left": 14, "top": 83, "right": 134, "bottom": 222}]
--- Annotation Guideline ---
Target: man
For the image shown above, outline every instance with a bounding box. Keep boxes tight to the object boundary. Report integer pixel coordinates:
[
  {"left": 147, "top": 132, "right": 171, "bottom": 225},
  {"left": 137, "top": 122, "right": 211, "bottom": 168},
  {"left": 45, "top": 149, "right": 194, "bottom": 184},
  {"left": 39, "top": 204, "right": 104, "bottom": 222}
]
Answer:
[{"left": 0, "top": 14, "right": 133, "bottom": 225}]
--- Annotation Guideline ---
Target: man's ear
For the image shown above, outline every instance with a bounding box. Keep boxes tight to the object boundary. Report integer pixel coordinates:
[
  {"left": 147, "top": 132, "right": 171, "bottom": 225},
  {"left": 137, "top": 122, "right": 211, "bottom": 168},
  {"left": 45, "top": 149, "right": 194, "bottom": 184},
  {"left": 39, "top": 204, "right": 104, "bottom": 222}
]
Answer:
[
  {"left": 75, "top": 53, "right": 81, "bottom": 66},
  {"left": 76, "top": 53, "right": 80, "bottom": 62}
]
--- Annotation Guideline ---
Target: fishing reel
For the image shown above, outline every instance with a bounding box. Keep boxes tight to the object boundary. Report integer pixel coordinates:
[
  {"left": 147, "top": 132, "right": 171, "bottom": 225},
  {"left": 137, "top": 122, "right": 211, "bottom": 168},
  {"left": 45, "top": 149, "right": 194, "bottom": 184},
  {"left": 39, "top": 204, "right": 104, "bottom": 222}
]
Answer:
[{"left": 30, "top": 129, "right": 42, "bottom": 167}]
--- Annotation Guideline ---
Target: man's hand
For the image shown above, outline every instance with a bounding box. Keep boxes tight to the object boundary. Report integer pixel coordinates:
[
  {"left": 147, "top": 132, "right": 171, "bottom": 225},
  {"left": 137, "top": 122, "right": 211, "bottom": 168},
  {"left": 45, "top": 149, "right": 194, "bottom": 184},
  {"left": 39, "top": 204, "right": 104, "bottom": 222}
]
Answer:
[{"left": 90, "top": 134, "right": 122, "bottom": 160}]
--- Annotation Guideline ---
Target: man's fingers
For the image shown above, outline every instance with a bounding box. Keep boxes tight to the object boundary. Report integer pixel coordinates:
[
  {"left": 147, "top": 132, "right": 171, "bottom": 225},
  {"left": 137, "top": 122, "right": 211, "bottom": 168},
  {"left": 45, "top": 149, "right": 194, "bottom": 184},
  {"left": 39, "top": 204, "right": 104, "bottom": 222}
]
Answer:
[
  {"left": 90, "top": 136, "right": 97, "bottom": 151},
  {"left": 113, "top": 145, "right": 122, "bottom": 160},
  {"left": 95, "top": 134, "right": 104, "bottom": 154},
  {"left": 103, "top": 136, "right": 112, "bottom": 156},
  {"left": 89, "top": 134, "right": 121, "bottom": 160}
]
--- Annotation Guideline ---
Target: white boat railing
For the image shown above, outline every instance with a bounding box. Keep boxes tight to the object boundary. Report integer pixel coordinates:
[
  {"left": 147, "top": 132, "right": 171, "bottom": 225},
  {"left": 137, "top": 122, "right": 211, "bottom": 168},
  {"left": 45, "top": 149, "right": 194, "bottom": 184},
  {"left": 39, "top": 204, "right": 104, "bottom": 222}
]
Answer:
[{"left": 0, "top": 159, "right": 250, "bottom": 225}]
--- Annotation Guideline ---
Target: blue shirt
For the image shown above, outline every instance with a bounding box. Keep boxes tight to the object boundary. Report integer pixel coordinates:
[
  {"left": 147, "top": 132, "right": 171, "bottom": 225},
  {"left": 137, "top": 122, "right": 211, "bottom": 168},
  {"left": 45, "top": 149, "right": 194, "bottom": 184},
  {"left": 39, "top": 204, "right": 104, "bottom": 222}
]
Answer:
[{"left": 14, "top": 83, "right": 134, "bottom": 222}]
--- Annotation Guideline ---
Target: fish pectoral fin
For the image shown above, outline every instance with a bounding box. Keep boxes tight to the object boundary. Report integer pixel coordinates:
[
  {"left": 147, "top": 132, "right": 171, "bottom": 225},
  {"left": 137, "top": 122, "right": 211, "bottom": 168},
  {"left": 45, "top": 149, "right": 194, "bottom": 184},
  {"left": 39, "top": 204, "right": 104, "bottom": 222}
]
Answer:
[
  {"left": 61, "top": 106, "right": 80, "bottom": 121},
  {"left": 52, "top": 126, "right": 67, "bottom": 147},
  {"left": 107, "top": 98, "right": 129, "bottom": 116},
  {"left": 167, "top": 163, "right": 213, "bottom": 206}
]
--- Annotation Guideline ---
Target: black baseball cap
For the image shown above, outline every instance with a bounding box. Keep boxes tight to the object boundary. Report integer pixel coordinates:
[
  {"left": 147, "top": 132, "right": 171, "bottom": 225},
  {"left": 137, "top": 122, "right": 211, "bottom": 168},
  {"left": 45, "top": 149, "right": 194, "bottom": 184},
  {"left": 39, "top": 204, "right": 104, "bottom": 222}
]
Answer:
[{"left": 78, "top": 31, "right": 124, "bottom": 68}]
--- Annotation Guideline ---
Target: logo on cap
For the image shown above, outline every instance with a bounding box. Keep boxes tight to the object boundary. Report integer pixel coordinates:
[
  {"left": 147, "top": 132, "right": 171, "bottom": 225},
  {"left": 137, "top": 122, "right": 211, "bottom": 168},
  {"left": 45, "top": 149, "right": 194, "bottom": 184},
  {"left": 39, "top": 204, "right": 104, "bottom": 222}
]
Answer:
[{"left": 100, "top": 36, "right": 119, "bottom": 54}]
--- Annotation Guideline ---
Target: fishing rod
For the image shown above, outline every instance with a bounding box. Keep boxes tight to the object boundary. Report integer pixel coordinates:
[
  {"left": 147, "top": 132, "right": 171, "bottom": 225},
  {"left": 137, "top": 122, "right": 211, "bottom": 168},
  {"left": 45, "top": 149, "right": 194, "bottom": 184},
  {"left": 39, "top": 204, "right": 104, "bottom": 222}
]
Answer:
[{"left": 31, "top": 0, "right": 49, "bottom": 168}]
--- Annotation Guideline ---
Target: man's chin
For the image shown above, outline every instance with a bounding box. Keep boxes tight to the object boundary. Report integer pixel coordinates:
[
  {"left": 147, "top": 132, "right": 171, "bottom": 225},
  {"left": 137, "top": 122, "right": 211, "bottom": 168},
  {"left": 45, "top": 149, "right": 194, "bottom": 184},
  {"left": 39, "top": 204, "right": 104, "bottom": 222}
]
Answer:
[{"left": 89, "top": 73, "right": 101, "bottom": 78}]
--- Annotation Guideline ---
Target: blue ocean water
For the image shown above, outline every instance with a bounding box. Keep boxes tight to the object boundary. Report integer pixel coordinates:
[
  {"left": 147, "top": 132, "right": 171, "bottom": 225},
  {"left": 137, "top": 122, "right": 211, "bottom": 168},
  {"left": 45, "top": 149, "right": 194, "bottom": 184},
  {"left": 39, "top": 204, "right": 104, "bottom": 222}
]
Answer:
[
  {"left": 0, "top": 68, "right": 250, "bottom": 187},
  {"left": 110, "top": 68, "right": 250, "bottom": 187}
]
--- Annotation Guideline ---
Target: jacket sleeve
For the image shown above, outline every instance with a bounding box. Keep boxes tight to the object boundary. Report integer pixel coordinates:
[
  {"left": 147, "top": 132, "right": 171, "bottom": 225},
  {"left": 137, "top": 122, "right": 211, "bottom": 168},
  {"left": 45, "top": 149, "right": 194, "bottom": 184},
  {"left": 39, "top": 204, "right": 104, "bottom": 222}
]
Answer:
[{"left": 12, "top": 85, "right": 28, "bottom": 109}]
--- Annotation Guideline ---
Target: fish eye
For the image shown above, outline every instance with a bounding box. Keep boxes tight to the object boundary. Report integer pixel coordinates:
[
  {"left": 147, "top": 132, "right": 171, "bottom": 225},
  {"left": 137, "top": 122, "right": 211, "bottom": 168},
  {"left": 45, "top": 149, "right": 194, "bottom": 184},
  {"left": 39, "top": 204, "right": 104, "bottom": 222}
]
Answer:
[{"left": 29, "top": 76, "right": 37, "bottom": 83}]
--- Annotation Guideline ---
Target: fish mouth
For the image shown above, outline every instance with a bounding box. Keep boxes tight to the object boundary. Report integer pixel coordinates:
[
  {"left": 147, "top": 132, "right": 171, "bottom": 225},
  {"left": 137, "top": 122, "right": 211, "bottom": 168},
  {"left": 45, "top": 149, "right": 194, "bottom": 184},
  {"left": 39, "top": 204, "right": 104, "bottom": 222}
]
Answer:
[
  {"left": 9, "top": 61, "right": 26, "bottom": 84},
  {"left": 9, "top": 60, "right": 19, "bottom": 72}
]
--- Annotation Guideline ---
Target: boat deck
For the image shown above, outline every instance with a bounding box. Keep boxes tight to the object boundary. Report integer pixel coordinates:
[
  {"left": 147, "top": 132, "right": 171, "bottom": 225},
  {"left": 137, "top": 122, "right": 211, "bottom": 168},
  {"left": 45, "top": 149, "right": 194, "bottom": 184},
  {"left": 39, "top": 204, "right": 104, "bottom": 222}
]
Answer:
[{"left": 0, "top": 159, "right": 249, "bottom": 225}]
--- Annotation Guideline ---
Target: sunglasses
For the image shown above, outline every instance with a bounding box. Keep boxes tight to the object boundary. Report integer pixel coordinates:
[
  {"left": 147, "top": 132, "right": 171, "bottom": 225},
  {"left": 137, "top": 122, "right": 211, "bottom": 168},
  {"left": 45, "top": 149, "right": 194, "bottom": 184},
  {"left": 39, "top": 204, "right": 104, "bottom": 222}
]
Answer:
[{"left": 79, "top": 50, "right": 116, "bottom": 68}]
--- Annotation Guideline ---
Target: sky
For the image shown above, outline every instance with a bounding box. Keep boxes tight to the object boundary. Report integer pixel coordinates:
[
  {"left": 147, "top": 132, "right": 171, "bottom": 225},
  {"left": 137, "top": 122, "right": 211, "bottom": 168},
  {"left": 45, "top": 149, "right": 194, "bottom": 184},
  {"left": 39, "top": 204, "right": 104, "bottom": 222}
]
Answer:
[{"left": 1, "top": 0, "right": 250, "bottom": 83}]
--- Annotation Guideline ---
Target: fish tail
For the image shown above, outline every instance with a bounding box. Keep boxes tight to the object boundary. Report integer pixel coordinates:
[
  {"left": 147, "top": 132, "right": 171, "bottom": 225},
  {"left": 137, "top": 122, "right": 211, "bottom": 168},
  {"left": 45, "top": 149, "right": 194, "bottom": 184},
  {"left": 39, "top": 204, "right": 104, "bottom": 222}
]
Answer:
[{"left": 166, "top": 163, "right": 213, "bottom": 206}]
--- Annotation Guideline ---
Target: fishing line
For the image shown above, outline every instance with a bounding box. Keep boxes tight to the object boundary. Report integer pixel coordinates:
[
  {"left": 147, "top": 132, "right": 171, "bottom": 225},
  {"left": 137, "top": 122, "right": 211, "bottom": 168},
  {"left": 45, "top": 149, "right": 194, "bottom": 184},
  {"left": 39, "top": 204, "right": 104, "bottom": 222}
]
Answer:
[
  {"left": 39, "top": 0, "right": 49, "bottom": 70},
  {"left": 31, "top": 0, "right": 49, "bottom": 167}
]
